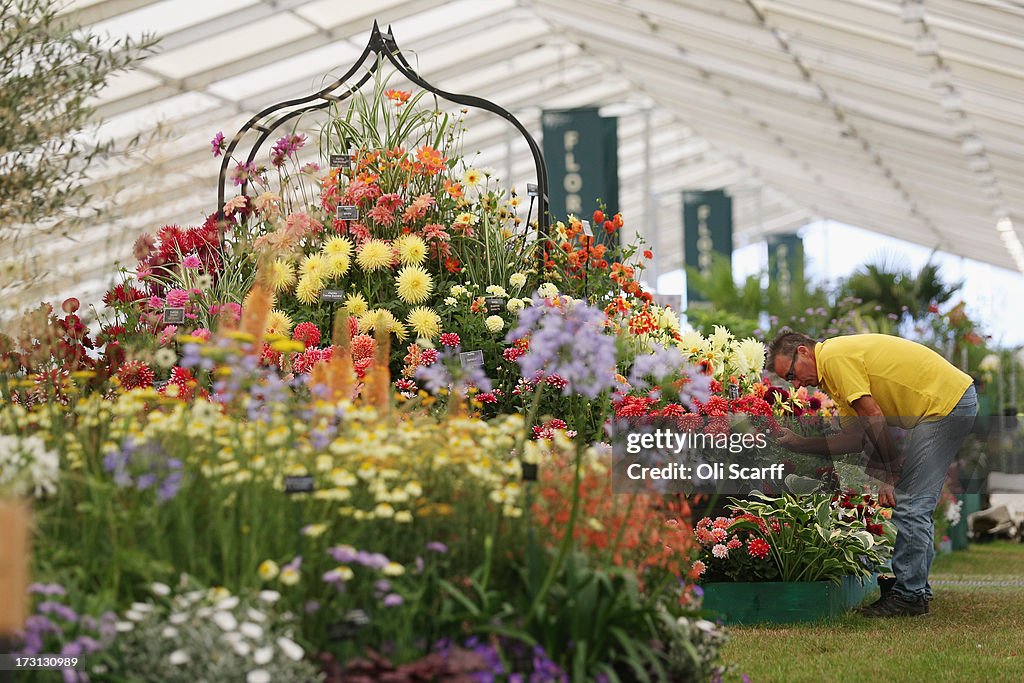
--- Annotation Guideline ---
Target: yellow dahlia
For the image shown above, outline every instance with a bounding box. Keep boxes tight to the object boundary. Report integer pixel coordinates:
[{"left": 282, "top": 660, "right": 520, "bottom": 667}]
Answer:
[
  {"left": 394, "top": 234, "right": 427, "bottom": 266},
  {"left": 406, "top": 307, "right": 441, "bottom": 340},
  {"left": 325, "top": 252, "right": 350, "bottom": 278},
  {"left": 323, "top": 236, "right": 353, "bottom": 277},
  {"left": 295, "top": 275, "right": 323, "bottom": 305},
  {"left": 270, "top": 259, "right": 296, "bottom": 292},
  {"left": 395, "top": 265, "right": 433, "bottom": 304},
  {"left": 358, "top": 308, "right": 407, "bottom": 341},
  {"left": 323, "top": 235, "right": 354, "bottom": 258},
  {"left": 299, "top": 253, "right": 327, "bottom": 280},
  {"left": 344, "top": 292, "right": 368, "bottom": 316},
  {"left": 484, "top": 315, "right": 504, "bottom": 333},
  {"left": 357, "top": 239, "right": 393, "bottom": 272},
  {"left": 266, "top": 309, "right": 294, "bottom": 337}
]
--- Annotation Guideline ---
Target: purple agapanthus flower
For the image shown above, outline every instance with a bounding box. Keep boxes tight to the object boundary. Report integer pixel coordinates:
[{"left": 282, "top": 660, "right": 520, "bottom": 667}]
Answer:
[
  {"left": 414, "top": 347, "right": 492, "bottom": 394},
  {"left": 506, "top": 294, "right": 617, "bottom": 399},
  {"left": 629, "top": 343, "right": 712, "bottom": 407}
]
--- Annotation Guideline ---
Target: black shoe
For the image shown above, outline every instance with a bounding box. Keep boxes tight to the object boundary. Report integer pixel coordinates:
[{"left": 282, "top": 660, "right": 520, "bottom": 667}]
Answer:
[
  {"left": 859, "top": 593, "right": 929, "bottom": 618},
  {"left": 865, "top": 575, "right": 897, "bottom": 608}
]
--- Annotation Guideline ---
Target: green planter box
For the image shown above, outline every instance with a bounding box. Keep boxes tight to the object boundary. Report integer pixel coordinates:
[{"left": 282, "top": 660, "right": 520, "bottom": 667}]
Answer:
[{"left": 702, "top": 574, "right": 878, "bottom": 625}]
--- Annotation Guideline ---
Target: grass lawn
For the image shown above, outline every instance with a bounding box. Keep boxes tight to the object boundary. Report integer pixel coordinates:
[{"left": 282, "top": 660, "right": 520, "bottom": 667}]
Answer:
[{"left": 719, "top": 541, "right": 1024, "bottom": 682}]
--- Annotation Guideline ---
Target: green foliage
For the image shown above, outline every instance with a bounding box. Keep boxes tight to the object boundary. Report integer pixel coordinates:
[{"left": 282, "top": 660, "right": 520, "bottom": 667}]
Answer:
[
  {"left": 685, "top": 305, "right": 759, "bottom": 340},
  {"left": 0, "top": 0, "right": 154, "bottom": 231},
  {"left": 440, "top": 550, "right": 728, "bottom": 682},
  {"left": 729, "top": 494, "right": 894, "bottom": 583},
  {"left": 837, "top": 257, "right": 960, "bottom": 324}
]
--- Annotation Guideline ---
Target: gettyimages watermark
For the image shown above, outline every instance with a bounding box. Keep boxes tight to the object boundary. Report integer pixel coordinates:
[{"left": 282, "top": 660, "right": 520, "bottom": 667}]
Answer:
[{"left": 609, "top": 412, "right": 1006, "bottom": 496}]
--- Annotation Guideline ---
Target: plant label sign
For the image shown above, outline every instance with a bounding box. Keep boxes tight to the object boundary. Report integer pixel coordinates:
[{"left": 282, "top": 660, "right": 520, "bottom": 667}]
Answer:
[
  {"left": 459, "top": 350, "right": 484, "bottom": 369},
  {"left": 580, "top": 219, "right": 593, "bottom": 237},
  {"left": 521, "top": 462, "right": 538, "bottom": 482},
  {"left": 336, "top": 205, "right": 359, "bottom": 221},
  {"left": 163, "top": 307, "right": 186, "bottom": 324},
  {"left": 284, "top": 475, "right": 315, "bottom": 494},
  {"left": 321, "top": 289, "right": 346, "bottom": 303},
  {"left": 729, "top": 384, "right": 740, "bottom": 401},
  {"left": 527, "top": 183, "right": 539, "bottom": 197},
  {"left": 329, "top": 153, "right": 352, "bottom": 169},
  {"left": 484, "top": 297, "right": 505, "bottom": 314}
]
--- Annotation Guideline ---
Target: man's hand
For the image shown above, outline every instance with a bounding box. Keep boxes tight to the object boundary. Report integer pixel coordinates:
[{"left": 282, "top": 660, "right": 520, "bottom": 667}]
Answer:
[
  {"left": 878, "top": 483, "right": 896, "bottom": 508},
  {"left": 775, "top": 427, "right": 804, "bottom": 452}
]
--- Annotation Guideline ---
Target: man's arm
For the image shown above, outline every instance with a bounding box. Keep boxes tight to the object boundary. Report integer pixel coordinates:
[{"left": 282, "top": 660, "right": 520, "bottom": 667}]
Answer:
[
  {"left": 776, "top": 421, "right": 864, "bottom": 455},
  {"left": 852, "top": 395, "right": 902, "bottom": 507},
  {"left": 851, "top": 395, "right": 900, "bottom": 465}
]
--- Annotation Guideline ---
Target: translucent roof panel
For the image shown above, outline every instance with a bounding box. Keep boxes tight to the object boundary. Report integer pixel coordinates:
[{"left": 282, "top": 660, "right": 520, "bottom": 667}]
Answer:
[
  {"left": 5, "top": 0, "right": 1024, "bottom": 319},
  {"left": 144, "top": 13, "right": 318, "bottom": 80}
]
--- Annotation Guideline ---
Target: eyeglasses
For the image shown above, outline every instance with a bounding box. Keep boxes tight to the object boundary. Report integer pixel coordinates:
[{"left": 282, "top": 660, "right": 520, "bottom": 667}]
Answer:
[{"left": 784, "top": 347, "right": 800, "bottom": 382}]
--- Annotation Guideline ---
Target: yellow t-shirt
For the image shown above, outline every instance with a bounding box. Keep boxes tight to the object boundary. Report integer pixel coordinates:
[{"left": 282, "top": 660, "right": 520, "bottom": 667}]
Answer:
[{"left": 815, "top": 334, "right": 973, "bottom": 428}]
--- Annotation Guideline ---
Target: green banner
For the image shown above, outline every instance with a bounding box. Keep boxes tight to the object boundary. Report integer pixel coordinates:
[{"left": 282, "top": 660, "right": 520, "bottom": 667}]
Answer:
[
  {"left": 767, "top": 234, "right": 804, "bottom": 298},
  {"left": 683, "top": 190, "right": 733, "bottom": 303},
  {"left": 542, "top": 108, "right": 618, "bottom": 244}
]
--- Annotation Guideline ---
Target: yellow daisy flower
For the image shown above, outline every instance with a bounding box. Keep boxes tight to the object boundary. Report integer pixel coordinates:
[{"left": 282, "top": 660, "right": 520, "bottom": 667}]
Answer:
[
  {"left": 258, "top": 560, "right": 279, "bottom": 581},
  {"left": 356, "top": 239, "right": 393, "bottom": 272},
  {"left": 395, "top": 265, "right": 433, "bottom": 304},
  {"left": 406, "top": 307, "right": 441, "bottom": 340},
  {"left": 462, "top": 167, "right": 483, "bottom": 188}
]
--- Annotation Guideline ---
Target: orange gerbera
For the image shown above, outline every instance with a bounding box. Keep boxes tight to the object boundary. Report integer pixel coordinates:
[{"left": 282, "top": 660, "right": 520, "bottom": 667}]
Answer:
[
  {"left": 443, "top": 179, "right": 463, "bottom": 198},
  {"left": 384, "top": 89, "right": 411, "bottom": 105},
  {"left": 414, "top": 145, "right": 448, "bottom": 175}
]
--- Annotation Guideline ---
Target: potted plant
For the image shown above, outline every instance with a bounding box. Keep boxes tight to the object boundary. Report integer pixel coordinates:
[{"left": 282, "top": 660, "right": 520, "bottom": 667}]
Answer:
[{"left": 692, "top": 492, "right": 895, "bottom": 624}]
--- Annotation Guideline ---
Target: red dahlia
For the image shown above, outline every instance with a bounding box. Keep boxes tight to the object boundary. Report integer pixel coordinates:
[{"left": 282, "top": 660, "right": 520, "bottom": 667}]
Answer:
[
  {"left": 503, "top": 346, "right": 525, "bottom": 362},
  {"left": 699, "top": 395, "right": 730, "bottom": 417},
  {"left": 117, "top": 360, "right": 154, "bottom": 390},
  {"left": 394, "top": 379, "right": 417, "bottom": 392},
  {"left": 439, "top": 332, "right": 460, "bottom": 347},
  {"left": 292, "top": 322, "right": 321, "bottom": 347},
  {"left": 351, "top": 335, "right": 375, "bottom": 361},
  {"left": 747, "top": 537, "right": 771, "bottom": 559}
]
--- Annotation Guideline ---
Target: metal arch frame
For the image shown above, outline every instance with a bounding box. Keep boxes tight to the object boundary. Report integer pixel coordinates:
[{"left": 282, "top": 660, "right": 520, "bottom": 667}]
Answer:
[{"left": 216, "top": 21, "right": 550, "bottom": 243}]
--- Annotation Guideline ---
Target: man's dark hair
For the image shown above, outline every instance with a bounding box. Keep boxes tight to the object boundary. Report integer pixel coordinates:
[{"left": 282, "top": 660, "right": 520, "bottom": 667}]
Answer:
[{"left": 767, "top": 330, "right": 819, "bottom": 372}]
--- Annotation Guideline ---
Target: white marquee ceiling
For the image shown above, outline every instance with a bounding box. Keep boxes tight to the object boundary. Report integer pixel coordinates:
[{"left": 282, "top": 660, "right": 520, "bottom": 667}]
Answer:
[{"left": 5, "top": 0, "right": 1024, "bottom": 313}]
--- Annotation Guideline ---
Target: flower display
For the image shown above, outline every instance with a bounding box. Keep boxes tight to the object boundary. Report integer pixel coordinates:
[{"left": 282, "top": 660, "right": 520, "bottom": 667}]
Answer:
[
  {"left": 0, "top": 69, "right": 743, "bottom": 682},
  {"left": 691, "top": 492, "right": 895, "bottom": 584}
]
